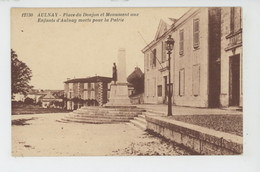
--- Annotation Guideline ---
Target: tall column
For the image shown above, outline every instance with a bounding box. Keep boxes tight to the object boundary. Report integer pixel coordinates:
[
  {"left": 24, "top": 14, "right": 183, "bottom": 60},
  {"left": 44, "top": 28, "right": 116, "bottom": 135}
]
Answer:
[{"left": 117, "top": 48, "right": 126, "bottom": 84}]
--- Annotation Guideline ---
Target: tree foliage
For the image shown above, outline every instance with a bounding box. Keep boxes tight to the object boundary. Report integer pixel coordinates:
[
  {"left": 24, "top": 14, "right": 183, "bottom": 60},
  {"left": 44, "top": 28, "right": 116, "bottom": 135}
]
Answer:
[
  {"left": 11, "top": 49, "right": 33, "bottom": 96},
  {"left": 127, "top": 67, "right": 144, "bottom": 95}
]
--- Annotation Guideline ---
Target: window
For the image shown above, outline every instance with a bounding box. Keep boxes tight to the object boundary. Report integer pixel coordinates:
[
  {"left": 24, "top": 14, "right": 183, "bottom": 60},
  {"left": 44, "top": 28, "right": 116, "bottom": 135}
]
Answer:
[
  {"left": 146, "top": 53, "right": 150, "bottom": 69},
  {"left": 90, "top": 90, "right": 95, "bottom": 99},
  {"left": 152, "top": 49, "right": 157, "bottom": 67},
  {"left": 69, "top": 83, "right": 73, "bottom": 90},
  {"left": 91, "top": 83, "right": 95, "bottom": 90},
  {"left": 157, "top": 85, "right": 162, "bottom": 97},
  {"left": 179, "top": 29, "right": 184, "bottom": 55},
  {"left": 153, "top": 78, "right": 156, "bottom": 96},
  {"left": 150, "top": 52, "right": 153, "bottom": 67},
  {"left": 179, "top": 69, "right": 185, "bottom": 96},
  {"left": 230, "top": 7, "right": 235, "bottom": 33},
  {"left": 84, "top": 83, "right": 88, "bottom": 89},
  {"left": 193, "top": 19, "right": 199, "bottom": 48},
  {"left": 230, "top": 7, "right": 242, "bottom": 33},
  {"left": 146, "top": 79, "right": 149, "bottom": 97},
  {"left": 84, "top": 91, "right": 89, "bottom": 99},
  {"left": 192, "top": 65, "right": 200, "bottom": 96},
  {"left": 161, "top": 41, "right": 166, "bottom": 62}
]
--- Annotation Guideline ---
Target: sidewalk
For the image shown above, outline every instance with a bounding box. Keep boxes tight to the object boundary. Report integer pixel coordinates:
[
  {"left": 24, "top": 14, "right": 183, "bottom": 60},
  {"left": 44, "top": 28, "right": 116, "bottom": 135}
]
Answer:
[
  {"left": 138, "top": 104, "right": 243, "bottom": 155},
  {"left": 136, "top": 104, "right": 242, "bottom": 116}
]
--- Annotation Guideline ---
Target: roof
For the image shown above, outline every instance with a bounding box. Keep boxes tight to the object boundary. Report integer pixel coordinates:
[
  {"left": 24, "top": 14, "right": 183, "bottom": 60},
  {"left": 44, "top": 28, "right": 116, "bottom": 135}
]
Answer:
[
  {"left": 41, "top": 92, "right": 56, "bottom": 99},
  {"left": 142, "top": 8, "right": 199, "bottom": 53},
  {"left": 28, "top": 89, "right": 63, "bottom": 95},
  {"left": 64, "top": 76, "right": 112, "bottom": 83},
  {"left": 154, "top": 18, "right": 177, "bottom": 40}
]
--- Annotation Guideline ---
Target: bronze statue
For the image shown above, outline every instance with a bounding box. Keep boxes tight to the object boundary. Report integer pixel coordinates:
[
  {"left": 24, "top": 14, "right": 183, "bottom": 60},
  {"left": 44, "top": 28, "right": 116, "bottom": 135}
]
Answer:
[{"left": 112, "top": 63, "right": 117, "bottom": 84}]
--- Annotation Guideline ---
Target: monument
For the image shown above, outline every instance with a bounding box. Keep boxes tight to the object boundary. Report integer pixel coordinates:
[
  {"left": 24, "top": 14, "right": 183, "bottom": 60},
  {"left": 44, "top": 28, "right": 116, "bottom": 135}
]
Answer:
[{"left": 105, "top": 48, "right": 132, "bottom": 106}]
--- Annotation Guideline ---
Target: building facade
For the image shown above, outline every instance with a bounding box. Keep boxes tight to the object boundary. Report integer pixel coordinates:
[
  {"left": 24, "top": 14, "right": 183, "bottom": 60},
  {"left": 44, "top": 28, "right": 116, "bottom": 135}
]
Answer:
[
  {"left": 64, "top": 76, "right": 112, "bottom": 110},
  {"left": 142, "top": 7, "right": 242, "bottom": 108},
  {"left": 142, "top": 8, "right": 222, "bottom": 107},
  {"left": 220, "top": 7, "right": 243, "bottom": 107}
]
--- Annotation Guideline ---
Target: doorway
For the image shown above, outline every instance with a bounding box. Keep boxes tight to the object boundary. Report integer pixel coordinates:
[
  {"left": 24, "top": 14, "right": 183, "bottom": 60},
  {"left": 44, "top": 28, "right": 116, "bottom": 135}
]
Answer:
[{"left": 229, "top": 55, "right": 240, "bottom": 106}]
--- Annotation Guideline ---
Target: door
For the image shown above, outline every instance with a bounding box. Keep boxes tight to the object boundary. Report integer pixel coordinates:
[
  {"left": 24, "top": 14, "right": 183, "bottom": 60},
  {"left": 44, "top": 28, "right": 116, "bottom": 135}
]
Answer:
[{"left": 229, "top": 55, "right": 240, "bottom": 106}]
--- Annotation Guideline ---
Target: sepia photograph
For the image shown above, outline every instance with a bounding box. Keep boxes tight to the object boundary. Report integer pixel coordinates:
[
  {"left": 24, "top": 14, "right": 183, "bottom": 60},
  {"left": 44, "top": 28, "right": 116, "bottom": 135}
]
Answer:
[{"left": 11, "top": 7, "right": 243, "bottom": 156}]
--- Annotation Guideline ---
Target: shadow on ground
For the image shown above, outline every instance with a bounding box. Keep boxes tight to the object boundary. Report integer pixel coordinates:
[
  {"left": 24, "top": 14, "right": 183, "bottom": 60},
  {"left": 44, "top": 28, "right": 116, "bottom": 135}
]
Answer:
[{"left": 12, "top": 117, "right": 37, "bottom": 126}]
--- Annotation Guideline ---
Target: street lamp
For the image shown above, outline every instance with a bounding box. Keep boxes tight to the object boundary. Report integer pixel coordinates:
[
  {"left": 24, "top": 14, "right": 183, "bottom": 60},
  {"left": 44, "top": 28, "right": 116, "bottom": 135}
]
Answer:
[{"left": 165, "top": 35, "right": 175, "bottom": 116}]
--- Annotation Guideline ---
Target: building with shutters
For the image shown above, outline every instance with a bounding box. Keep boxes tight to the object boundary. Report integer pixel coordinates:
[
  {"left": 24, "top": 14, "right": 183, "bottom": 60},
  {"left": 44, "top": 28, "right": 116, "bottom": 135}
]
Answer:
[
  {"left": 64, "top": 76, "right": 112, "bottom": 110},
  {"left": 142, "top": 8, "right": 223, "bottom": 107},
  {"left": 220, "top": 7, "right": 243, "bottom": 107}
]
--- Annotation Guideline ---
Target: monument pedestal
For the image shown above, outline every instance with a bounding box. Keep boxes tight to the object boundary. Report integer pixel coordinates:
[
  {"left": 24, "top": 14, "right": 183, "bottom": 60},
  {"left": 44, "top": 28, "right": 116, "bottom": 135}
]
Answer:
[
  {"left": 105, "top": 83, "right": 132, "bottom": 106},
  {"left": 105, "top": 48, "right": 134, "bottom": 107}
]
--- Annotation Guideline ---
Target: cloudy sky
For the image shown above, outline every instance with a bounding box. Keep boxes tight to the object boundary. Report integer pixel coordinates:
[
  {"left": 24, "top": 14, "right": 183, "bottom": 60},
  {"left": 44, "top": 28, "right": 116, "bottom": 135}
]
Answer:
[{"left": 12, "top": 7, "right": 189, "bottom": 90}]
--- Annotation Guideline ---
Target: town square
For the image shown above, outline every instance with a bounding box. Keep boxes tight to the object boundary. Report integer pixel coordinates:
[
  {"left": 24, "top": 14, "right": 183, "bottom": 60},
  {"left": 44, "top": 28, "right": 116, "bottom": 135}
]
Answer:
[{"left": 11, "top": 7, "right": 243, "bottom": 156}]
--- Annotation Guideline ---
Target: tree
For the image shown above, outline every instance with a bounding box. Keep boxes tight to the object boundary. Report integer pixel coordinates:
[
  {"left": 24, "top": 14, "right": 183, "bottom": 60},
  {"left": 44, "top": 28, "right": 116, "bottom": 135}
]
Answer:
[
  {"left": 11, "top": 49, "right": 33, "bottom": 97},
  {"left": 127, "top": 67, "right": 144, "bottom": 95},
  {"left": 24, "top": 97, "right": 34, "bottom": 105}
]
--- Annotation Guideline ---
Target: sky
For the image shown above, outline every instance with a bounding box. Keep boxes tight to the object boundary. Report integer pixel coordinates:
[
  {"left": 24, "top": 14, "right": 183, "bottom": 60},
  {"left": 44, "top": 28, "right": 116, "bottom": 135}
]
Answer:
[{"left": 11, "top": 7, "right": 190, "bottom": 90}]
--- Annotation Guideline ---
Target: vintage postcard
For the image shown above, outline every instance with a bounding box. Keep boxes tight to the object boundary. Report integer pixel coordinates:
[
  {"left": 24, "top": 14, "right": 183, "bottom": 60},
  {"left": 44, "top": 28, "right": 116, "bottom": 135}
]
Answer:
[{"left": 11, "top": 7, "right": 243, "bottom": 156}]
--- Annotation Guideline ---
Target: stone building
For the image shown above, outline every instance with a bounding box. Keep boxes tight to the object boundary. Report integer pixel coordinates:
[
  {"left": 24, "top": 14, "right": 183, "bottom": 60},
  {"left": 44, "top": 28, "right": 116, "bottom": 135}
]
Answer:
[
  {"left": 220, "top": 7, "right": 243, "bottom": 107},
  {"left": 64, "top": 76, "right": 112, "bottom": 110},
  {"left": 142, "top": 8, "right": 222, "bottom": 107}
]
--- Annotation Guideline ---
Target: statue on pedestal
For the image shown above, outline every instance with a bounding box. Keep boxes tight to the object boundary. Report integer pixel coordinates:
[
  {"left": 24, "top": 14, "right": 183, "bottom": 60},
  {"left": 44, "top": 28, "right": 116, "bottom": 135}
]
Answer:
[
  {"left": 105, "top": 48, "right": 131, "bottom": 106},
  {"left": 112, "top": 63, "right": 117, "bottom": 84}
]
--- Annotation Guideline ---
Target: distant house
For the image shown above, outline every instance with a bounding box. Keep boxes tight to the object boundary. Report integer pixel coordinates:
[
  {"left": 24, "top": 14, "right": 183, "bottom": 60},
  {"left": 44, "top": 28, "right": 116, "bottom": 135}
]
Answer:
[
  {"left": 26, "top": 90, "right": 46, "bottom": 104},
  {"left": 39, "top": 92, "right": 63, "bottom": 108},
  {"left": 64, "top": 76, "right": 112, "bottom": 110}
]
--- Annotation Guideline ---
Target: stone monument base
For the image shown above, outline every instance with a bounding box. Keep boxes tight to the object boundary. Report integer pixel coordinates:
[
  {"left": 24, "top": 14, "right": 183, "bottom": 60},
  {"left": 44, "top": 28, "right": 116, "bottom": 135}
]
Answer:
[{"left": 105, "top": 83, "right": 132, "bottom": 106}]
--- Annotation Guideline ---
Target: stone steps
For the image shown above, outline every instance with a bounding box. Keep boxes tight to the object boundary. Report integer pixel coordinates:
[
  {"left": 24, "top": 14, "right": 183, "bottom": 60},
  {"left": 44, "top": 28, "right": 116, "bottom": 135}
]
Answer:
[
  {"left": 74, "top": 110, "right": 142, "bottom": 116},
  {"left": 57, "top": 106, "right": 145, "bottom": 124},
  {"left": 66, "top": 114, "right": 136, "bottom": 120},
  {"left": 142, "top": 111, "right": 165, "bottom": 116},
  {"left": 130, "top": 113, "right": 147, "bottom": 130},
  {"left": 57, "top": 119, "right": 121, "bottom": 124}
]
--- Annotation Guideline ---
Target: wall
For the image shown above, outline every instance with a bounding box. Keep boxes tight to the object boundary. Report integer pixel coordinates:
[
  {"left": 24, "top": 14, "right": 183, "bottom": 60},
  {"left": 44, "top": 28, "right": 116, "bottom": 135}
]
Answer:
[
  {"left": 220, "top": 7, "right": 243, "bottom": 107},
  {"left": 173, "top": 8, "right": 210, "bottom": 107},
  {"left": 146, "top": 115, "right": 243, "bottom": 155}
]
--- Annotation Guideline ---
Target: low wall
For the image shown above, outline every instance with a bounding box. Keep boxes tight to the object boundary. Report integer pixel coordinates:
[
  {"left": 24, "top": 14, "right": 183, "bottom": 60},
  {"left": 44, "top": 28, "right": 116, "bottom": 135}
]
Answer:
[{"left": 146, "top": 115, "right": 243, "bottom": 155}]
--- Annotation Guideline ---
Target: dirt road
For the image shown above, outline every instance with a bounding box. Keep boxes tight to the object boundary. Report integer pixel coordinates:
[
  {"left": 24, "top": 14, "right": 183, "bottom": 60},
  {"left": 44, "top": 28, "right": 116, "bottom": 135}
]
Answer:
[{"left": 12, "top": 113, "right": 191, "bottom": 156}]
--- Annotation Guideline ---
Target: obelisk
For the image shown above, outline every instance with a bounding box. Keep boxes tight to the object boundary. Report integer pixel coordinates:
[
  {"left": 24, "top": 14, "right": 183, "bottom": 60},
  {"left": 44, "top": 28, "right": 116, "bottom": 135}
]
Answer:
[
  {"left": 105, "top": 48, "right": 131, "bottom": 106},
  {"left": 117, "top": 48, "right": 127, "bottom": 84}
]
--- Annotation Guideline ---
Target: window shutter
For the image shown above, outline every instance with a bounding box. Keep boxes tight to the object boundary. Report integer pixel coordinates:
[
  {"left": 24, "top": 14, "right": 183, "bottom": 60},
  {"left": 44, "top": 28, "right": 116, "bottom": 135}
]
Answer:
[
  {"left": 150, "top": 52, "right": 153, "bottom": 67},
  {"left": 179, "top": 30, "right": 184, "bottom": 55},
  {"left": 179, "top": 69, "right": 185, "bottom": 96},
  {"left": 192, "top": 65, "right": 200, "bottom": 96},
  {"left": 161, "top": 42, "right": 166, "bottom": 62},
  {"left": 153, "top": 49, "right": 157, "bottom": 67},
  {"left": 157, "top": 85, "right": 162, "bottom": 97},
  {"left": 193, "top": 19, "right": 199, "bottom": 48},
  {"left": 146, "top": 53, "right": 149, "bottom": 69}
]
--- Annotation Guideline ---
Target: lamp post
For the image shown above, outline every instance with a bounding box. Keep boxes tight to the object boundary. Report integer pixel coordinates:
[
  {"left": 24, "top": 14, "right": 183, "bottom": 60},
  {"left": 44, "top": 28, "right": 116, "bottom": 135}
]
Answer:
[{"left": 165, "top": 35, "right": 175, "bottom": 116}]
